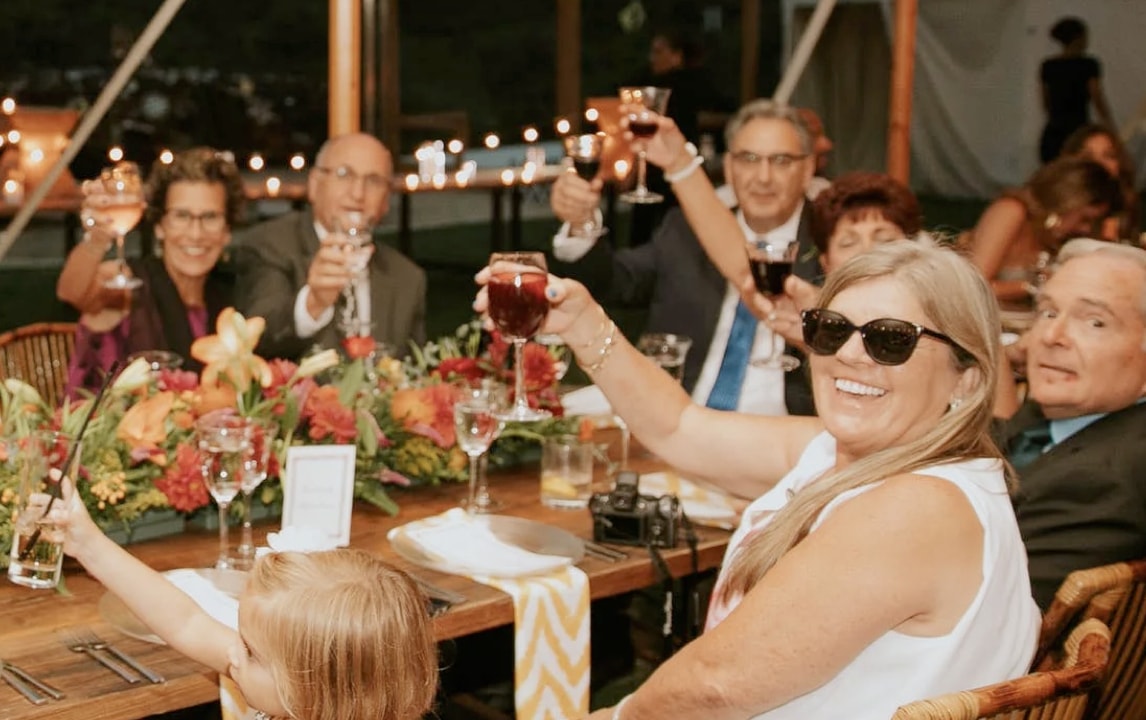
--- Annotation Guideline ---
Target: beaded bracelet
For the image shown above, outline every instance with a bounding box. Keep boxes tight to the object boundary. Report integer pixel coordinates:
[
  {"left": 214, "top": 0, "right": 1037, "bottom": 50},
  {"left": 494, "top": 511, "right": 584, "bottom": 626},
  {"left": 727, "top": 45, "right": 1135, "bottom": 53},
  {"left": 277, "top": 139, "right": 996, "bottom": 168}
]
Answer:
[{"left": 580, "top": 320, "right": 617, "bottom": 374}]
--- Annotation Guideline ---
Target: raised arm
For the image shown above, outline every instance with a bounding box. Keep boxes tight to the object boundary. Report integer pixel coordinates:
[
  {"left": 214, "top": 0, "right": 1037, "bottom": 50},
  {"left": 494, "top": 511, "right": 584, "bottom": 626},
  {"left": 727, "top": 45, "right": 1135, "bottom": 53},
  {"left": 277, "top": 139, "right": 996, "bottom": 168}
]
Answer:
[
  {"left": 56, "top": 219, "right": 122, "bottom": 314},
  {"left": 475, "top": 269, "right": 821, "bottom": 497},
  {"left": 53, "top": 480, "right": 234, "bottom": 674}
]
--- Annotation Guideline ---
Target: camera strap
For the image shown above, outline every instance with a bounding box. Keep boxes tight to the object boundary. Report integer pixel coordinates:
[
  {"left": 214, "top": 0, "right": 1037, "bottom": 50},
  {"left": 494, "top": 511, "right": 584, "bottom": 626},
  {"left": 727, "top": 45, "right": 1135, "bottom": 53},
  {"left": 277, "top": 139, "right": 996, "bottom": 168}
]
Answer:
[{"left": 647, "top": 510, "right": 701, "bottom": 657}]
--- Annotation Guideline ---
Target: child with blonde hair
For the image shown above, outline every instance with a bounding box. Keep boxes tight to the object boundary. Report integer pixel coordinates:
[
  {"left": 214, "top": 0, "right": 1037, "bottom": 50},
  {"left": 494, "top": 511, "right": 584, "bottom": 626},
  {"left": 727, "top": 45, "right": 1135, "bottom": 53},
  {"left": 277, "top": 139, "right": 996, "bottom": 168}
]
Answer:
[{"left": 51, "top": 480, "right": 438, "bottom": 720}]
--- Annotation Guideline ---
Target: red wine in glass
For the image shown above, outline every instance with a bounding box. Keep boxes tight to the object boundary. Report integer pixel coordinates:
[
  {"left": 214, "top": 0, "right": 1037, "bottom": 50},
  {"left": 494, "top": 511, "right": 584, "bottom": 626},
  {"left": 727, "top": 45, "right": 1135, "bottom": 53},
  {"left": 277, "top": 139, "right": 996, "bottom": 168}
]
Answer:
[
  {"left": 750, "top": 259, "right": 793, "bottom": 296},
  {"left": 629, "top": 120, "right": 659, "bottom": 138},
  {"left": 573, "top": 158, "right": 600, "bottom": 181},
  {"left": 488, "top": 271, "right": 549, "bottom": 339}
]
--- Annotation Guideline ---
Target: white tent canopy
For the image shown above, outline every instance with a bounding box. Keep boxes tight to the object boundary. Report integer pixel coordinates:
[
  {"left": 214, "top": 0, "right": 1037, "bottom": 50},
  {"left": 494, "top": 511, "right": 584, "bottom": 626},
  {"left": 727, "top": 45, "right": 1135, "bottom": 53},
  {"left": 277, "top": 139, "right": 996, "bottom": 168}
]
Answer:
[{"left": 782, "top": 0, "right": 1146, "bottom": 198}]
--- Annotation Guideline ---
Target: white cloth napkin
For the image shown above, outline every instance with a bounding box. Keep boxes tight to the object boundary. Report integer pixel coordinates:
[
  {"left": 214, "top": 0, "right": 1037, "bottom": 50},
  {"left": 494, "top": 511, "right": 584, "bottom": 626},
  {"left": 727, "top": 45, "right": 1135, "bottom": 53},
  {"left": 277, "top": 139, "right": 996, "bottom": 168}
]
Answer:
[
  {"left": 165, "top": 569, "right": 240, "bottom": 630},
  {"left": 639, "top": 471, "right": 739, "bottom": 522},
  {"left": 560, "top": 385, "right": 614, "bottom": 420},
  {"left": 256, "top": 525, "right": 339, "bottom": 557},
  {"left": 391, "top": 508, "right": 572, "bottom": 577}
]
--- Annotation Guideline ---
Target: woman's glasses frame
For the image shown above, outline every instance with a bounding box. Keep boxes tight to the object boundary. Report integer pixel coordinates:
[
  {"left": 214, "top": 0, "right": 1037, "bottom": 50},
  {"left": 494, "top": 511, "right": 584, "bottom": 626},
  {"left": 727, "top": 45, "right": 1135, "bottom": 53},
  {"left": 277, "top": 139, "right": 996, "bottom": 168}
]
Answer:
[{"left": 801, "top": 308, "right": 969, "bottom": 366}]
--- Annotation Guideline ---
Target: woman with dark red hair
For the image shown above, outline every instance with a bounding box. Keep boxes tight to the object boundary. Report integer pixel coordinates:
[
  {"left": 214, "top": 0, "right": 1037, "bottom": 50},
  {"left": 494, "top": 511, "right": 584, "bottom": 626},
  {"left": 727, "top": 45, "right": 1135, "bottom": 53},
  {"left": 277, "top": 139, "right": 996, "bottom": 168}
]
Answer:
[{"left": 808, "top": 171, "right": 923, "bottom": 274}]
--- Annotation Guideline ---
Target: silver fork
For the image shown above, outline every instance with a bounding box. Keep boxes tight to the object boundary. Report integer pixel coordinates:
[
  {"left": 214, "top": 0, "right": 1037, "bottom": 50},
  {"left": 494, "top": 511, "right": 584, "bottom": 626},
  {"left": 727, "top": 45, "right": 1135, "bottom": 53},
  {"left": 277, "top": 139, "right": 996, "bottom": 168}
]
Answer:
[
  {"left": 74, "top": 629, "right": 164, "bottom": 684},
  {"left": 60, "top": 630, "right": 141, "bottom": 684}
]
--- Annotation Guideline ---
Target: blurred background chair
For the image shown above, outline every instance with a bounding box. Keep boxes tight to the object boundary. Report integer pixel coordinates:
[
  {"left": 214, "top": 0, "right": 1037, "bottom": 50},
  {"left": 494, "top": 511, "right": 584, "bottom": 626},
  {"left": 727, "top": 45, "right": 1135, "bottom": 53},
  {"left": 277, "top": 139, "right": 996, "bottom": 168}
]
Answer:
[
  {"left": 892, "top": 618, "right": 1111, "bottom": 720},
  {"left": 0, "top": 322, "right": 76, "bottom": 407},
  {"left": 1034, "top": 559, "right": 1146, "bottom": 720}
]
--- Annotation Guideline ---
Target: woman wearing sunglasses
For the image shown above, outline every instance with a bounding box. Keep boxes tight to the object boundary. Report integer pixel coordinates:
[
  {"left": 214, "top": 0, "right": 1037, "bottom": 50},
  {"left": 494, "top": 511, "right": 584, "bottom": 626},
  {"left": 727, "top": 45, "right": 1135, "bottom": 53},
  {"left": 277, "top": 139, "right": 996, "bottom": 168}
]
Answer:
[
  {"left": 57, "top": 148, "right": 245, "bottom": 395},
  {"left": 476, "top": 241, "right": 1038, "bottom": 719}
]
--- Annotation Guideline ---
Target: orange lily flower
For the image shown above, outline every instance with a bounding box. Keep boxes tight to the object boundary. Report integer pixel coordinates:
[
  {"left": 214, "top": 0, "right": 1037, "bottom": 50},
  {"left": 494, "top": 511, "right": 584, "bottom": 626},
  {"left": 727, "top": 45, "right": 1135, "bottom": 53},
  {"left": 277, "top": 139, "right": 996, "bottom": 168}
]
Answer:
[
  {"left": 117, "top": 391, "right": 176, "bottom": 466},
  {"left": 191, "top": 308, "right": 273, "bottom": 392}
]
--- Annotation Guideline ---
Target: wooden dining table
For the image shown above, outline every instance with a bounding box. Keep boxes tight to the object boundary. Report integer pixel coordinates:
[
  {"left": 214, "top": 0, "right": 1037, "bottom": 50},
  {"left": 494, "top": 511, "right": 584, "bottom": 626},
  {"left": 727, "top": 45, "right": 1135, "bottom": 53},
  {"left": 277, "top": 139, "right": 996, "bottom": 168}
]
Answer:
[{"left": 0, "top": 454, "right": 732, "bottom": 720}]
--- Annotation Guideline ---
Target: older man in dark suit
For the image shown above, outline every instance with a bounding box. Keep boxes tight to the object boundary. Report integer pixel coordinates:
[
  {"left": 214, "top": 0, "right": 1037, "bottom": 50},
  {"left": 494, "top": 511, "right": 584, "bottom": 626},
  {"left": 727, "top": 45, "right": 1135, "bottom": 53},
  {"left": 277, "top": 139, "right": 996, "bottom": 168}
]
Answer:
[
  {"left": 550, "top": 100, "right": 818, "bottom": 416},
  {"left": 235, "top": 133, "right": 425, "bottom": 361},
  {"left": 997, "top": 239, "right": 1146, "bottom": 609}
]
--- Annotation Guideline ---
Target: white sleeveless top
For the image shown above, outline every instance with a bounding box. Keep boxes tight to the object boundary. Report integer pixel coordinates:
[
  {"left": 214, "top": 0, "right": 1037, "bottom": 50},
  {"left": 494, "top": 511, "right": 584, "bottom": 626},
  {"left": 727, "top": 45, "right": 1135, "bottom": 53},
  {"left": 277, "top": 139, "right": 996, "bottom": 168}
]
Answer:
[{"left": 707, "top": 432, "right": 1039, "bottom": 720}]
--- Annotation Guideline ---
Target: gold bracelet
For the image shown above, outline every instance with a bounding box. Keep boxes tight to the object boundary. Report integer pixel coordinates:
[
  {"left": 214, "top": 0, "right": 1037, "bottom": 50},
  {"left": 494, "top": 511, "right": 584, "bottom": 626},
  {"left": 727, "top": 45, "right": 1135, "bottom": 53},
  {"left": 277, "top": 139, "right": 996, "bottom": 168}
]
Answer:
[
  {"left": 580, "top": 320, "right": 617, "bottom": 374},
  {"left": 575, "top": 306, "right": 610, "bottom": 349}
]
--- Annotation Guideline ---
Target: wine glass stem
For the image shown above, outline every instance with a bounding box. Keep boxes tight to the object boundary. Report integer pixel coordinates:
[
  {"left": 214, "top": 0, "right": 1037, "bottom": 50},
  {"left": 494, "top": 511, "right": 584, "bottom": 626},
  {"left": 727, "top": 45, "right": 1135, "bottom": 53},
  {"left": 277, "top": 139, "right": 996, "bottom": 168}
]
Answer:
[
  {"left": 636, "top": 151, "right": 648, "bottom": 192},
  {"left": 217, "top": 501, "right": 231, "bottom": 567},
  {"left": 239, "top": 490, "right": 253, "bottom": 554},
  {"left": 115, "top": 232, "right": 127, "bottom": 269},
  {"left": 512, "top": 339, "right": 529, "bottom": 413},
  {"left": 466, "top": 453, "right": 481, "bottom": 513}
]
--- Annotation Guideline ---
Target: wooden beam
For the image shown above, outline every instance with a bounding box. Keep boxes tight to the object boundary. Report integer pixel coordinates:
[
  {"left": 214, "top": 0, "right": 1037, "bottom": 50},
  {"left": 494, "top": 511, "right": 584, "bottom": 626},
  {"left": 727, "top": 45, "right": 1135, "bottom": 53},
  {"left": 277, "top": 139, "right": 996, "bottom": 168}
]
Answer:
[
  {"left": 379, "top": 0, "right": 401, "bottom": 153},
  {"left": 886, "top": 0, "right": 917, "bottom": 183},
  {"left": 740, "top": 0, "right": 761, "bottom": 104},
  {"left": 556, "top": 0, "right": 581, "bottom": 127},
  {"left": 329, "top": 0, "right": 362, "bottom": 137}
]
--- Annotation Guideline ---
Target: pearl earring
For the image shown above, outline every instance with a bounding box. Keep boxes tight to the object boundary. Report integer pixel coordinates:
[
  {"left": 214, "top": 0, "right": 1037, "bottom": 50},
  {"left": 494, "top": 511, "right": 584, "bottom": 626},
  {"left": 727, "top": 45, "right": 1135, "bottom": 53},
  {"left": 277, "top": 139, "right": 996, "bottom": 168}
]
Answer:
[
  {"left": 1044, "top": 213, "right": 1060, "bottom": 230},
  {"left": 948, "top": 398, "right": 964, "bottom": 412}
]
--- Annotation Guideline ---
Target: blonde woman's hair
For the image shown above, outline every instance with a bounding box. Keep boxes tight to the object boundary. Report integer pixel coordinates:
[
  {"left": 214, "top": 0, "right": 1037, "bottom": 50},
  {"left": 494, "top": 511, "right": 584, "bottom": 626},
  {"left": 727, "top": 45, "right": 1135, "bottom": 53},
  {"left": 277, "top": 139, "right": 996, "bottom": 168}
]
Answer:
[
  {"left": 244, "top": 549, "right": 438, "bottom": 720},
  {"left": 720, "top": 241, "right": 1005, "bottom": 601}
]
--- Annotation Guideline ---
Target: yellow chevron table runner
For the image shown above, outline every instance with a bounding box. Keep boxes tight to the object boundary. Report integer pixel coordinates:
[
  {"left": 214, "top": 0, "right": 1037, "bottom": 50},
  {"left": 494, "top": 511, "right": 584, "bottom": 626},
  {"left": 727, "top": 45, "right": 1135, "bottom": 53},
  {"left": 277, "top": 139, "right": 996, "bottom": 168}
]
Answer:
[{"left": 391, "top": 509, "right": 591, "bottom": 719}]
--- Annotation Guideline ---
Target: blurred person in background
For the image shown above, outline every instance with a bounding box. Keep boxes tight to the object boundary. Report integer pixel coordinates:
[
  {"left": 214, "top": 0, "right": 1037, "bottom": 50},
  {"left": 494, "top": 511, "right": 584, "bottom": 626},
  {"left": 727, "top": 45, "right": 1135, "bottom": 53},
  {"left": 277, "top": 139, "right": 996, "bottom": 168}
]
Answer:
[
  {"left": 1039, "top": 16, "right": 1115, "bottom": 163},
  {"left": 1060, "top": 123, "right": 1140, "bottom": 241}
]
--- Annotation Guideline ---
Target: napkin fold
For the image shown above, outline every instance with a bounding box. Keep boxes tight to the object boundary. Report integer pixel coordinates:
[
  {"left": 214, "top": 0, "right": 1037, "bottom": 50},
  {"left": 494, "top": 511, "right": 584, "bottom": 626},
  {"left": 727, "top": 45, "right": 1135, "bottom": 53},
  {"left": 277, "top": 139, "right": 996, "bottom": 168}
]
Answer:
[
  {"left": 639, "top": 471, "right": 740, "bottom": 523},
  {"left": 165, "top": 569, "right": 240, "bottom": 630},
  {"left": 393, "top": 508, "right": 572, "bottom": 577}
]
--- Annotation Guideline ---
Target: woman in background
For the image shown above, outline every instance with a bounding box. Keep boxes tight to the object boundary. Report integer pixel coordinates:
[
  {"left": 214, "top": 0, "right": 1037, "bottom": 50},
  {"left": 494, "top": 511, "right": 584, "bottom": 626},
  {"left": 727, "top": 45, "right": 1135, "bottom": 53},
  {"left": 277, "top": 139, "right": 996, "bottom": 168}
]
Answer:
[
  {"left": 58, "top": 148, "right": 244, "bottom": 394},
  {"left": 1039, "top": 16, "right": 1115, "bottom": 163},
  {"left": 1060, "top": 123, "right": 1139, "bottom": 241}
]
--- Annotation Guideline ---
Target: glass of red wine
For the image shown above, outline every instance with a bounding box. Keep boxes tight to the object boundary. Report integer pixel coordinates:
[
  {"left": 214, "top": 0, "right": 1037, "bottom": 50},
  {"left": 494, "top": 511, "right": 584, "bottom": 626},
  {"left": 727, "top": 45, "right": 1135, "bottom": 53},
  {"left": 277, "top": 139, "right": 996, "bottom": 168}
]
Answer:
[
  {"left": 618, "top": 86, "right": 672, "bottom": 204},
  {"left": 747, "top": 238, "right": 801, "bottom": 371},
  {"left": 562, "top": 133, "right": 607, "bottom": 241},
  {"left": 487, "top": 251, "right": 552, "bottom": 422}
]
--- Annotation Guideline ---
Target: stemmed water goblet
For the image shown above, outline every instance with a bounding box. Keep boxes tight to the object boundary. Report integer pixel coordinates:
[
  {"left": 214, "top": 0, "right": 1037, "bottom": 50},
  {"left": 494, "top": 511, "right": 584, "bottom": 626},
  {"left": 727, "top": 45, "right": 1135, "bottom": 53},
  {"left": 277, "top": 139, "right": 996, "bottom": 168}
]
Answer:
[
  {"left": 562, "top": 133, "right": 607, "bottom": 241},
  {"left": 487, "top": 251, "right": 552, "bottom": 422},
  {"left": 747, "top": 238, "right": 801, "bottom": 371},
  {"left": 195, "top": 415, "right": 253, "bottom": 570},
  {"left": 87, "top": 162, "right": 146, "bottom": 290},
  {"left": 454, "top": 380, "right": 508, "bottom": 514},
  {"left": 618, "top": 86, "right": 672, "bottom": 204},
  {"left": 235, "top": 419, "right": 278, "bottom": 569},
  {"left": 335, "top": 210, "right": 375, "bottom": 339}
]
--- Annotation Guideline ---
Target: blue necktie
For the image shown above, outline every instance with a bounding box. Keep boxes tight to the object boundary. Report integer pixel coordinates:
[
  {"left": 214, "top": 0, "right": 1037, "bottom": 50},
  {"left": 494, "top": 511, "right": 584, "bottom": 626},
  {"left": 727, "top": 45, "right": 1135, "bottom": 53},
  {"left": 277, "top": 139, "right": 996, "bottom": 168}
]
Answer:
[
  {"left": 1008, "top": 421, "right": 1053, "bottom": 469},
  {"left": 706, "top": 301, "right": 757, "bottom": 411}
]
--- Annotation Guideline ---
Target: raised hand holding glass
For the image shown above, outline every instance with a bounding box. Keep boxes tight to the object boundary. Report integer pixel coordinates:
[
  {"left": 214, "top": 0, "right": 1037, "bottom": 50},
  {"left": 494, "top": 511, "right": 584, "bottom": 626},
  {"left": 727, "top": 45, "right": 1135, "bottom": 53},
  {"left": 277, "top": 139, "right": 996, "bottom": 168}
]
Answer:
[
  {"left": 747, "top": 239, "right": 801, "bottom": 371},
  {"left": 619, "top": 86, "right": 672, "bottom": 204},
  {"left": 487, "top": 252, "right": 551, "bottom": 422}
]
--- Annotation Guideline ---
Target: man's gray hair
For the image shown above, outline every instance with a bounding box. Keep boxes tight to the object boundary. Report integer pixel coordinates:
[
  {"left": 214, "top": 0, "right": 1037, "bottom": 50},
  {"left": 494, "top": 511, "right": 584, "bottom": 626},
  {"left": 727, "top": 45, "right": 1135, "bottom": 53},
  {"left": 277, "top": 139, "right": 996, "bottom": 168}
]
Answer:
[
  {"left": 1056, "top": 238, "right": 1146, "bottom": 325},
  {"left": 723, "top": 100, "right": 812, "bottom": 154}
]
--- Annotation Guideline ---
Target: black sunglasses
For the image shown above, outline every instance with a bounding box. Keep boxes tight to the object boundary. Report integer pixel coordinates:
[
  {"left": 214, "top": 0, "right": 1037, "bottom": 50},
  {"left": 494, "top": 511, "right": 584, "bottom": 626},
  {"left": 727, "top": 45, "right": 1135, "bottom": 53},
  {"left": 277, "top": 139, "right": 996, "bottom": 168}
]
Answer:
[{"left": 801, "top": 308, "right": 970, "bottom": 366}]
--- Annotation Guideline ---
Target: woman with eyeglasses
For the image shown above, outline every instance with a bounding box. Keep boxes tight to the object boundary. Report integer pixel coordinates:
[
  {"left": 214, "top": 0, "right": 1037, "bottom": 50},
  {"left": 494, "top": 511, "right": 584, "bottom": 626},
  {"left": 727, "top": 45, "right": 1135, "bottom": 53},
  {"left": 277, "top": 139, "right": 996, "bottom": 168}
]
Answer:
[
  {"left": 476, "top": 241, "right": 1038, "bottom": 719},
  {"left": 57, "top": 147, "right": 245, "bottom": 395}
]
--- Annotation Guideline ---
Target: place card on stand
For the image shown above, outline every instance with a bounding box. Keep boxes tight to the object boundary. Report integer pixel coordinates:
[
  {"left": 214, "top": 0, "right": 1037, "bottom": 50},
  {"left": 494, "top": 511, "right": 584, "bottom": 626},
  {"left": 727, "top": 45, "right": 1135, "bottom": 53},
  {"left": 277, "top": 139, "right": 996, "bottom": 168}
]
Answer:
[{"left": 282, "top": 445, "right": 356, "bottom": 546}]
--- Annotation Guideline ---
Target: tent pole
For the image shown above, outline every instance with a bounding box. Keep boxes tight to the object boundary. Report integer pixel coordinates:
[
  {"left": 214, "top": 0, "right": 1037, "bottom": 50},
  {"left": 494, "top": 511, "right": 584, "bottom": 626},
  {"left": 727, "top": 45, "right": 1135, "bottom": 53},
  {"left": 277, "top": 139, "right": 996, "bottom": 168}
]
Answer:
[
  {"left": 329, "top": 0, "right": 362, "bottom": 137},
  {"left": 0, "top": 0, "right": 187, "bottom": 260},
  {"left": 556, "top": 0, "right": 581, "bottom": 128},
  {"left": 773, "top": 0, "right": 837, "bottom": 105},
  {"left": 740, "top": 0, "right": 761, "bottom": 104},
  {"left": 886, "top": 0, "right": 917, "bottom": 183}
]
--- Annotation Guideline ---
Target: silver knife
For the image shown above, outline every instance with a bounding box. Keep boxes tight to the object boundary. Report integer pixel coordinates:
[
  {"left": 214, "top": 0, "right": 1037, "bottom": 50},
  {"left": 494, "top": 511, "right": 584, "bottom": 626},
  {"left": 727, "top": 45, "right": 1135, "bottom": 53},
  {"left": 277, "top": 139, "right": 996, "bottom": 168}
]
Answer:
[{"left": 0, "top": 667, "right": 46, "bottom": 705}]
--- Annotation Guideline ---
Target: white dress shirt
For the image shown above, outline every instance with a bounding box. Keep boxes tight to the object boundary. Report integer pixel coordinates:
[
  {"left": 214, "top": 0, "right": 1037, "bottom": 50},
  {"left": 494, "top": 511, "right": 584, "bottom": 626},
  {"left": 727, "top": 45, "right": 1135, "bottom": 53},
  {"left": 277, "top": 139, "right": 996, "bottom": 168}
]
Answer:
[
  {"left": 294, "top": 222, "right": 372, "bottom": 338},
  {"left": 689, "top": 208, "right": 801, "bottom": 416}
]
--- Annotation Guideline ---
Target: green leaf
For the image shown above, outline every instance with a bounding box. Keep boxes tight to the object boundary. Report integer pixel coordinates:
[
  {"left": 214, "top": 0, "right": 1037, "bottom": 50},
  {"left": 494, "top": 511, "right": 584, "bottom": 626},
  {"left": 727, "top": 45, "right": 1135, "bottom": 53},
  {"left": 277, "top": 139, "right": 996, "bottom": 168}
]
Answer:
[{"left": 357, "top": 410, "right": 378, "bottom": 457}]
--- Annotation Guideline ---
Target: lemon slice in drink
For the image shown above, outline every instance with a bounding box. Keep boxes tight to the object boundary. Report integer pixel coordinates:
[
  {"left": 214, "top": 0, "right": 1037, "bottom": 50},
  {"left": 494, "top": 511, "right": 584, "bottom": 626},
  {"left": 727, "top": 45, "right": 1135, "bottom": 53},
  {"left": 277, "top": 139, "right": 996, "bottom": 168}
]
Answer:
[{"left": 541, "top": 473, "right": 580, "bottom": 499}]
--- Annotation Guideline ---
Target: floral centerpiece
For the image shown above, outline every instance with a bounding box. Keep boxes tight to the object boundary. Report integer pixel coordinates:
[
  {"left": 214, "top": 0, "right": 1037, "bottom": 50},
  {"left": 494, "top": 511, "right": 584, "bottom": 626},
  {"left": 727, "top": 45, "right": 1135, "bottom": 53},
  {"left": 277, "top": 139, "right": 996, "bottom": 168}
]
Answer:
[{"left": 0, "top": 309, "right": 576, "bottom": 562}]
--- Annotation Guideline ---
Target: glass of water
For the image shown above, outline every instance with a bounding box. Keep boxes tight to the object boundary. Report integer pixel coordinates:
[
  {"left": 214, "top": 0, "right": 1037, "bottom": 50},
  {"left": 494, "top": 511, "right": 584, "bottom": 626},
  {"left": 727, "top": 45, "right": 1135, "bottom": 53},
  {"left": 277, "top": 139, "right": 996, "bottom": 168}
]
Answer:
[
  {"left": 195, "top": 415, "right": 253, "bottom": 570},
  {"left": 637, "top": 333, "right": 692, "bottom": 383},
  {"left": 7, "top": 431, "right": 78, "bottom": 589}
]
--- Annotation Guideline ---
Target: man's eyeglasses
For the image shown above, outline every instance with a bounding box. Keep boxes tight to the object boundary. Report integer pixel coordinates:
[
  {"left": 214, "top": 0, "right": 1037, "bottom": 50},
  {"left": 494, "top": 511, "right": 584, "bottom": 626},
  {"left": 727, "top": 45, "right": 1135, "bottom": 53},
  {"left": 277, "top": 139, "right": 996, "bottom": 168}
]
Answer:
[
  {"left": 315, "top": 165, "right": 392, "bottom": 192},
  {"left": 729, "top": 151, "right": 809, "bottom": 170},
  {"left": 164, "top": 208, "right": 227, "bottom": 233},
  {"left": 801, "top": 308, "right": 970, "bottom": 366}
]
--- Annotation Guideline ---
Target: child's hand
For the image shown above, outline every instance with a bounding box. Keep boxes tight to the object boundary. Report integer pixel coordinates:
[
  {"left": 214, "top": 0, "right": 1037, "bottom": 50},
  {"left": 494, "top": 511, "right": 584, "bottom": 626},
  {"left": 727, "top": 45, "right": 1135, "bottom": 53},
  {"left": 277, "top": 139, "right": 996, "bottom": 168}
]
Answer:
[{"left": 46, "top": 474, "right": 105, "bottom": 559}]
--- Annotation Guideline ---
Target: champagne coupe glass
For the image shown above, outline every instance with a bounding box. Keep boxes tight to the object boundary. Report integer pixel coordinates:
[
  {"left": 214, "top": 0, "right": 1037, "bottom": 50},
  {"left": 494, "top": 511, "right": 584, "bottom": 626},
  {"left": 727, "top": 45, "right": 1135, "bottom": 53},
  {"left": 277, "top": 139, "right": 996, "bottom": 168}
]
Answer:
[
  {"left": 91, "top": 162, "right": 146, "bottom": 290},
  {"left": 619, "top": 86, "right": 672, "bottom": 204},
  {"left": 195, "top": 415, "right": 253, "bottom": 570},
  {"left": 454, "top": 380, "right": 508, "bottom": 513},
  {"left": 748, "top": 238, "right": 801, "bottom": 371},
  {"left": 562, "top": 133, "right": 607, "bottom": 241},
  {"left": 235, "top": 419, "right": 278, "bottom": 569},
  {"left": 487, "top": 251, "right": 552, "bottom": 422}
]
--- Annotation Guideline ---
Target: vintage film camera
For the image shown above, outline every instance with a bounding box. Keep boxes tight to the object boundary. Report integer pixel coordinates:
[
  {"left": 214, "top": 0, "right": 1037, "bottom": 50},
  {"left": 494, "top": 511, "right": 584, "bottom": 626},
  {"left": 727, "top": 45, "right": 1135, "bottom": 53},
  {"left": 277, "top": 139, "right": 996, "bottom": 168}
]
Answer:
[{"left": 589, "top": 470, "right": 681, "bottom": 548}]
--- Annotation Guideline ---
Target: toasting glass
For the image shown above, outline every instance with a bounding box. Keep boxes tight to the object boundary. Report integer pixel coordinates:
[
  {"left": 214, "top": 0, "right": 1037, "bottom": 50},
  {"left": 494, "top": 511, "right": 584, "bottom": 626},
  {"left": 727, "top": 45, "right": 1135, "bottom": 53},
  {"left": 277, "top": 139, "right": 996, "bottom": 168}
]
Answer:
[
  {"left": 195, "top": 415, "right": 253, "bottom": 570},
  {"left": 454, "top": 380, "right": 508, "bottom": 514},
  {"left": 87, "top": 163, "right": 146, "bottom": 290},
  {"left": 619, "top": 86, "right": 672, "bottom": 204},
  {"left": 562, "top": 133, "right": 607, "bottom": 241},
  {"left": 487, "top": 251, "right": 551, "bottom": 422},
  {"left": 335, "top": 210, "right": 374, "bottom": 339},
  {"left": 748, "top": 238, "right": 801, "bottom": 371},
  {"left": 235, "top": 419, "right": 278, "bottom": 569}
]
